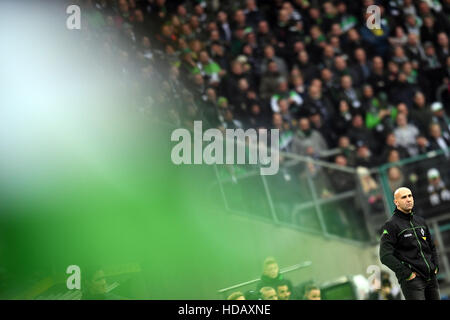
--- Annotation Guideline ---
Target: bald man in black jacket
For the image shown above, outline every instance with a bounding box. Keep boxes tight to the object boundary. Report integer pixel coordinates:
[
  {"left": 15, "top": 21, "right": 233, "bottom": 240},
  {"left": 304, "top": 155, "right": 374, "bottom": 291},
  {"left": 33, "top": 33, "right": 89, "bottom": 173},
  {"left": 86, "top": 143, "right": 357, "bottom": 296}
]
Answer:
[{"left": 380, "top": 187, "right": 440, "bottom": 300}]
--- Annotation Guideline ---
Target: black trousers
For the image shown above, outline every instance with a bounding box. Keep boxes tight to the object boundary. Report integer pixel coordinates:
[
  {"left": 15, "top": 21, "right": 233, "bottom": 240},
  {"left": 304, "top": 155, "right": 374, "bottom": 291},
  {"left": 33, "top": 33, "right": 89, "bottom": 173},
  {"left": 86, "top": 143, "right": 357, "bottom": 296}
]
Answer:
[{"left": 400, "top": 274, "right": 441, "bottom": 300}]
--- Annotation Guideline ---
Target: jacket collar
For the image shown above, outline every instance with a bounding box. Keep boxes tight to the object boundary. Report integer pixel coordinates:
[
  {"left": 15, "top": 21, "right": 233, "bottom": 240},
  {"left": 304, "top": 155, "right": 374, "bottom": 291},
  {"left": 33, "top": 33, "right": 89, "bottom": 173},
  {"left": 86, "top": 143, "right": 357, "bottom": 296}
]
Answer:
[{"left": 394, "top": 207, "right": 414, "bottom": 220}]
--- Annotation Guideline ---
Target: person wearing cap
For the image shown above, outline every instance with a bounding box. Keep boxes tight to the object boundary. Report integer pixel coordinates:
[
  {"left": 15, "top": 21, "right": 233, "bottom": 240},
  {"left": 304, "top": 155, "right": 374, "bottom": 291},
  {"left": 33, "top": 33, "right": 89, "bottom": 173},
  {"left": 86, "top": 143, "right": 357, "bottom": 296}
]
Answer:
[
  {"left": 427, "top": 168, "right": 450, "bottom": 210},
  {"left": 430, "top": 102, "right": 450, "bottom": 142},
  {"left": 380, "top": 187, "right": 440, "bottom": 299}
]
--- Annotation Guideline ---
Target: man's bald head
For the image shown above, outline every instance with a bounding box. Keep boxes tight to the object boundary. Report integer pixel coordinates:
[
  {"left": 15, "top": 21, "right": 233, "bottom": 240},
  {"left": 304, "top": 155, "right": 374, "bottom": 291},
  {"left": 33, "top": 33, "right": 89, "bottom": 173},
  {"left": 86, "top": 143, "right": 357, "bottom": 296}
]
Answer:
[
  {"left": 393, "top": 187, "right": 414, "bottom": 213},
  {"left": 394, "top": 187, "right": 411, "bottom": 199}
]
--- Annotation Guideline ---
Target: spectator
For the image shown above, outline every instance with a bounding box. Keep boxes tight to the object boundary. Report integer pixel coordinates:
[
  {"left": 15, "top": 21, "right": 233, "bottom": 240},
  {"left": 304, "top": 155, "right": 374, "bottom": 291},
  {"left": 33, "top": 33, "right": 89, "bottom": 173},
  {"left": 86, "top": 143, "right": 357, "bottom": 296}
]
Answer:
[
  {"left": 210, "top": 42, "right": 229, "bottom": 71},
  {"left": 368, "top": 56, "right": 389, "bottom": 95},
  {"left": 270, "top": 79, "right": 303, "bottom": 114},
  {"left": 337, "top": 2, "right": 357, "bottom": 33},
  {"left": 380, "top": 271, "right": 402, "bottom": 299},
  {"left": 332, "top": 55, "right": 353, "bottom": 82},
  {"left": 428, "top": 123, "right": 450, "bottom": 157},
  {"left": 328, "top": 154, "right": 355, "bottom": 193},
  {"left": 300, "top": 150, "right": 334, "bottom": 200},
  {"left": 430, "top": 102, "right": 450, "bottom": 142},
  {"left": 368, "top": 278, "right": 401, "bottom": 300},
  {"left": 232, "top": 9, "right": 248, "bottom": 33},
  {"left": 364, "top": 86, "right": 397, "bottom": 138},
  {"left": 344, "top": 28, "right": 364, "bottom": 57},
  {"left": 293, "top": 50, "right": 320, "bottom": 84},
  {"left": 222, "top": 109, "right": 244, "bottom": 130},
  {"left": 259, "top": 60, "right": 283, "bottom": 100},
  {"left": 278, "top": 98, "right": 295, "bottom": 124},
  {"left": 302, "top": 83, "right": 335, "bottom": 124},
  {"left": 387, "top": 166, "right": 405, "bottom": 192},
  {"left": 244, "top": 0, "right": 263, "bottom": 29},
  {"left": 390, "top": 72, "right": 418, "bottom": 108},
  {"left": 360, "top": 10, "right": 390, "bottom": 57},
  {"left": 337, "top": 75, "right": 362, "bottom": 111},
  {"left": 291, "top": 74, "right": 306, "bottom": 97},
  {"left": 421, "top": 42, "right": 444, "bottom": 92},
  {"left": 403, "top": 14, "right": 421, "bottom": 37},
  {"left": 337, "top": 135, "right": 356, "bottom": 167},
  {"left": 216, "top": 11, "right": 232, "bottom": 43},
  {"left": 197, "top": 50, "right": 224, "bottom": 85},
  {"left": 274, "top": 8, "right": 298, "bottom": 49},
  {"left": 352, "top": 47, "right": 372, "bottom": 87},
  {"left": 246, "top": 103, "right": 269, "bottom": 129},
  {"left": 261, "top": 45, "right": 289, "bottom": 77},
  {"left": 256, "top": 257, "right": 292, "bottom": 293},
  {"left": 379, "top": 132, "right": 410, "bottom": 163},
  {"left": 393, "top": 113, "right": 420, "bottom": 156},
  {"left": 357, "top": 165, "right": 384, "bottom": 214},
  {"left": 347, "top": 114, "right": 376, "bottom": 151},
  {"left": 81, "top": 266, "right": 125, "bottom": 300},
  {"left": 227, "top": 291, "right": 246, "bottom": 300},
  {"left": 320, "top": 68, "right": 339, "bottom": 104},
  {"left": 420, "top": 15, "right": 442, "bottom": 45},
  {"left": 416, "top": 133, "right": 433, "bottom": 155},
  {"left": 396, "top": 102, "right": 410, "bottom": 117},
  {"left": 291, "top": 117, "right": 328, "bottom": 156},
  {"left": 276, "top": 279, "right": 293, "bottom": 301},
  {"left": 334, "top": 100, "right": 353, "bottom": 137},
  {"left": 355, "top": 143, "right": 377, "bottom": 168},
  {"left": 404, "top": 33, "right": 425, "bottom": 66},
  {"left": 436, "top": 32, "right": 450, "bottom": 65},
  {"left": 410, "top": 91, "right": 433, "bottom": 133},
  {"left": 402, "top": 0, "right": 417, "bottom": 17},
  {"left": 392, "top": 45, "right": 410, "bottom": 65},
  {"left": 259, "top": 286, "right": 278, "bottom": 300},
  {"left": 309, "top": 109, "right": 337, "bottom": 148},
  {"left": 303, "top": 284, "right": 321, "bottom": 300},
  {"left": 221, "top": 60, "right": 249, "bottom": 102},
  {"left": 256, "top": 20, "right": 276, "bottom": 49},
  {"left": 387, "top": 149, "right": 401, "bottom": 164},
  {"left": 230, "top": 78, "right": 256, "bottom": 119},
  {"left": 272, "top": 113, "right": 294, "bottom": 152},
  {"left": 427, "top": 168, "right": 450, "bottom": 210},
  {"left": 388, "top": 25, "right": 408, "bottom": 47},
  {"left": 402, "top": 61, "right": 418, "bottom": 85}
]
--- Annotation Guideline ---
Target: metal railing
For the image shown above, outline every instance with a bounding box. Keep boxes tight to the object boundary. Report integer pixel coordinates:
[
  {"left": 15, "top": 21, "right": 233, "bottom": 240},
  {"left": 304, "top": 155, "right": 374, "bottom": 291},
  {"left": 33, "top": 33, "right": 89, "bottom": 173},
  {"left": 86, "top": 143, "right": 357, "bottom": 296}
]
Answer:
[
  {"left": 428, "top": 213, "right": 450, "bottom": 283},
  {"left": 213, "top": 147, "right": 450, "bottom": 284},
  {"left": 213, "top": 150, "right": 380, "bottom": 246}
]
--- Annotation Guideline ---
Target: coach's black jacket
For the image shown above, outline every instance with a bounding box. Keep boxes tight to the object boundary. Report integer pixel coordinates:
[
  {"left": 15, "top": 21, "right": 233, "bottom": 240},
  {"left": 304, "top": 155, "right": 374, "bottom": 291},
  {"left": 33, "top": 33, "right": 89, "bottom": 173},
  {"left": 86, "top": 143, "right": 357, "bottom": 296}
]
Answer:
[{"left": 379, "top": 208, "right": 439, "bottom": 282}]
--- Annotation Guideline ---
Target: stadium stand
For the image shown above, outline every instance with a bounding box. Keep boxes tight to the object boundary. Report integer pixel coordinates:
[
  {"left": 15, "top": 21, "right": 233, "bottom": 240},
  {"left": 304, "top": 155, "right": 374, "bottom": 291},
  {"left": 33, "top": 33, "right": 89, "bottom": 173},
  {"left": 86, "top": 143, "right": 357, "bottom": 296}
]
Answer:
[{"left": 25, "top": 0, "right": 450, "bottom": 299}]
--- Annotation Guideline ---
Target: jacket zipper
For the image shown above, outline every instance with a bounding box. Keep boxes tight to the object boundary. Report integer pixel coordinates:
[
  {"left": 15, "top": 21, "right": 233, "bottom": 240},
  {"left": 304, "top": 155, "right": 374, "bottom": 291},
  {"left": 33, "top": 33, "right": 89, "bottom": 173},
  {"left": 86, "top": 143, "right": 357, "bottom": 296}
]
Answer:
[{"left": 410, "top": 218, "right": 431, "bottom": 280}]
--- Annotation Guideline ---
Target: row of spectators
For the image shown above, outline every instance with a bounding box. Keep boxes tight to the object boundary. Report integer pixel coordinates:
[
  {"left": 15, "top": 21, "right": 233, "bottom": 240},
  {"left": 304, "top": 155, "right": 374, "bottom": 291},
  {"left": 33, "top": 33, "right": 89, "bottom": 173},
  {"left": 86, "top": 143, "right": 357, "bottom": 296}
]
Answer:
[{"left": 225, "top": 256, "right": 402, "bottom": 300}]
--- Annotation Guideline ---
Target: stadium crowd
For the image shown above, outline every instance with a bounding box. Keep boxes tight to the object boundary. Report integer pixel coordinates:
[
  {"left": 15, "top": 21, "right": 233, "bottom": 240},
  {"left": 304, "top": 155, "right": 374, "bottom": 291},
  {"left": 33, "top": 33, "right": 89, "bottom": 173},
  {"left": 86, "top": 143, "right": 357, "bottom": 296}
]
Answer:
[{"left": 77, "top": 0, "right": 450, "bottom": 218}]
